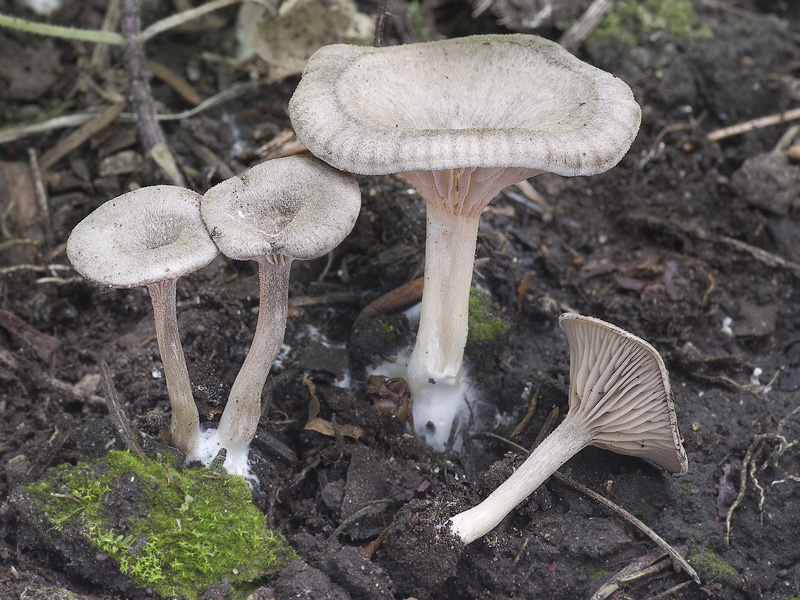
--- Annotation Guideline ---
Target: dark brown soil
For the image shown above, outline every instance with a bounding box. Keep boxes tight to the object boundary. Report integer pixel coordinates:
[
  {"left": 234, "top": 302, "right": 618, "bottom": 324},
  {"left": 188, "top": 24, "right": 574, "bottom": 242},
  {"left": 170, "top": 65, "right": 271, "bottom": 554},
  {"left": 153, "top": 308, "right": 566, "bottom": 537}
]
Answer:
[{"left": 2, "top": 1, "right": 800, "bottom": 599}]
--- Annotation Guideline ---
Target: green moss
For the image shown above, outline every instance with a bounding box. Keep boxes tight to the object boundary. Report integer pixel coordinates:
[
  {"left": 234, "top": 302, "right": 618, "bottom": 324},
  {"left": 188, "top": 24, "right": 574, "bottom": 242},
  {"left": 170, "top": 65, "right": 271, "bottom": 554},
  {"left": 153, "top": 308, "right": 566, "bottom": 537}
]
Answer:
[
  {"left": 588, "top": 568, "right": 611, "bottom": 580},
  {"left": 467, "top": 287, "right": 509, "bottom": 344},
  {"left": 588, "top": 0, "right": 712, "bottom": 44},
  {"left": 27, "top": 450, "right": 296, "bottom": 600},
  {"left": 687, "top": 548, "right": 741, "bottom": 587}
]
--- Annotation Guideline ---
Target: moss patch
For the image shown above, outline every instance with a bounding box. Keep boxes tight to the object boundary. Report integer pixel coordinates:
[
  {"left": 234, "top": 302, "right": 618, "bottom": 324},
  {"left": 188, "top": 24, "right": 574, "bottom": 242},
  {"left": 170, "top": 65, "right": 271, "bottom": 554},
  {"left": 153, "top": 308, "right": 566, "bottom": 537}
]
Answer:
[
  {"left": 589, "top": 0, "right": 712, "bottom": 44},
  {"left": 467, "top": 287, "right": 509, "bottom": 344},
  {"left": 687, "top": 547, "right": 741, "bottom": 588},
  {"left": 27, "top": 450, "right": 296, "bottom": 600}
]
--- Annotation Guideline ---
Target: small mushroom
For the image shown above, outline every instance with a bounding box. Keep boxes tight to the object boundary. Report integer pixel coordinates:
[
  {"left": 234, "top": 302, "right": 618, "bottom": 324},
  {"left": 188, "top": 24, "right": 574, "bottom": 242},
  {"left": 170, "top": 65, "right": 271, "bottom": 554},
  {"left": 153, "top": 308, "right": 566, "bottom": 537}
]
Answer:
[
  {"left": 289, "top": 34, "right": 642, "bottom": 449},
  {"left": 66, "top": 186, "right": 219, "bottom": 460},
  {"left": 200, "top": 155, "right": 361, "bottom": 478},
  {"left": 449, "top": 313, "right": 688, "bottom": 545}
]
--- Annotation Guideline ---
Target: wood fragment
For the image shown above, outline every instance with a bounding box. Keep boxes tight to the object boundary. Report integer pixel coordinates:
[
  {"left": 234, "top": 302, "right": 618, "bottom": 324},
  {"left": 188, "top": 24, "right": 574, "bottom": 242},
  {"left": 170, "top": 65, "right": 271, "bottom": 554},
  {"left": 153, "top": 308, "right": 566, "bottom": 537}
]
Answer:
[
  {"left": 39, "top": 101, "right": 126, "bottom": 170},
  {"left": 706, "top": 106, "right": 800, "bottom": 143},
  {"left": 148, "top": 59, "right": 201, "bottom": 105},
  {"left": 553, "top": 471, "right": 700, "bottom": 584},
  {"left": 591, "top": 548, "right": 669, "bottom": 600},
  {"left": 0, "top": 161, "right": 44, "bottom": 265},
  {"left": 559, "top": 0, "right": 612, "bottom": 53},
  {"left": 89, "top": 0, "right": 121, "bottom": 72},
  {"left": 510, "top": 385, "right": 539, "bottom": 440},
  {"left": 624, "top": 213, "right": 800, "bottom": 278},
  {"left": 0, "top": 307, "right": 60, "bottom": 362},
  {"left": 26, "top": 148, "right": 52, "bottom": 244},
  {"left": 358, "top": 276, "right": 424, "bottom": 320},
  {"left": 100, "top": 360, "right": 145, "bottom": 458}
]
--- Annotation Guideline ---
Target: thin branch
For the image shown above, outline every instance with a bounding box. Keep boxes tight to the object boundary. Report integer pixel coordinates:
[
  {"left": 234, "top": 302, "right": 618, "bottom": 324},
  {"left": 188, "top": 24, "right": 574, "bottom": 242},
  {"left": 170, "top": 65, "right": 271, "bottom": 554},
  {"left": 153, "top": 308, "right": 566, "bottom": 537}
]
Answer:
[
  {"left": 140, "top": 0, "right": 245, "bottom": 42},
  {"left": 0, "top": 12, "right": 124, "bottom": 44},
  {"left": 707, "top": 106, "right": 800, "bottom": 143}
]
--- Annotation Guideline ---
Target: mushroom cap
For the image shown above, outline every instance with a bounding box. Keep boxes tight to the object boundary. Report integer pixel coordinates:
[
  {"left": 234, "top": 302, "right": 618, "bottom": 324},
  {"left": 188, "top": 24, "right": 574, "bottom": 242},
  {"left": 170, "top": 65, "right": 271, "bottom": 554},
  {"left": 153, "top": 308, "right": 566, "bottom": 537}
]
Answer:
[
  {"left": 559, "top": 313, "right": 688, "bottom": 475},
  {"left": 288, "top": 34, "right": 641, "bottom": 177},
  {"left": 200, "top": 155, "right": 361, "bottom": 262},
  {"left": 67, "top": 186, "right": 219, "bottom": 289}
]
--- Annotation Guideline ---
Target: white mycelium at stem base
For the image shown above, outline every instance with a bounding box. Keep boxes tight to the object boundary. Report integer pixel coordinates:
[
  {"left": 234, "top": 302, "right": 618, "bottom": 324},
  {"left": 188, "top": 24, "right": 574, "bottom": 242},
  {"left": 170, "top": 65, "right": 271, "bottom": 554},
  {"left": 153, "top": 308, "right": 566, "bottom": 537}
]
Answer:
[
  {"left": 449, "top": 313, "right": 688, "bottom": 545},
  {"left": 403, "top": 167, "right": 537, "bottom": 448},
  {"left": 288, "top": 34, "right": 643, "bottom": 449},
  {"left": 210, "top": 255, "right": 291, "bottom": 477}
]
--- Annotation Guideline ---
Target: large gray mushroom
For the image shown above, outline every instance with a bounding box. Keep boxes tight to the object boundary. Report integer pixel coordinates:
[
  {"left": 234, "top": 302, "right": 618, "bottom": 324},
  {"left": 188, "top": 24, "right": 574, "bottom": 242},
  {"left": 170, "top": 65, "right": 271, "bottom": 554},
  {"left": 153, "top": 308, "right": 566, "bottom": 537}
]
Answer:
[
  {"left": 289, "top": 34, "right": 642, "bottom": 449},
  {"left": 449, "top": 313, "right": 688, "bottom": 545},
  {"left": 66, "top": 186, "right": 219, "bottom": 460},
  {"left": 200, "top": 155, "right": 361, "bottom": 478}
]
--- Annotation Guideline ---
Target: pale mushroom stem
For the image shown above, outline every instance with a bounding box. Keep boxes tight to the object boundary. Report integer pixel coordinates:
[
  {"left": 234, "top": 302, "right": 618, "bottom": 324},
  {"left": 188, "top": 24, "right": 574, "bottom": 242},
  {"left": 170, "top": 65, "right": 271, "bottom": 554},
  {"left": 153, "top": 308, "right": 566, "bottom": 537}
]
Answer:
[
  {"left": 216, "top": 255, "right": 291, "bottom": 465},
  {"left": 147, "top": 278, "right": 201, "bottom": 458},
  {"left": 407, "top": 203, "right": 480, "bottom": 391},
  {"left": 449, "top": 412, "right": 592, "bottom": 545},
  {"left": 403, "top": 167, "right": 539, "bottom": 447}
]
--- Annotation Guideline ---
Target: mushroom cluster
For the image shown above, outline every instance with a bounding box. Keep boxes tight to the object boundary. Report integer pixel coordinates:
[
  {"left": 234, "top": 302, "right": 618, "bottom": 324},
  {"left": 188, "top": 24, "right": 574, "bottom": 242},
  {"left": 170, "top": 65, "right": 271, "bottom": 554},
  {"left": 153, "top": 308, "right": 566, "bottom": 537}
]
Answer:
[
  {"left": 67, "top": 156, "right": 361, "bottom": 480},
  {"left": 289, "top": 33, "right": 642, "bottom": 448}
]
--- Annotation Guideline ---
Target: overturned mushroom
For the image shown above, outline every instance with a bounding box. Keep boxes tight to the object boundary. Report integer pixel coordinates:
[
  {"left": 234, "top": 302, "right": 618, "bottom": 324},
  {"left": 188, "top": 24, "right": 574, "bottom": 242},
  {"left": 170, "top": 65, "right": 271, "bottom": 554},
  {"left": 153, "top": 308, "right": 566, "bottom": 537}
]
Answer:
[
  {"left": 449, "top": 313, "right": 688, "bottom": 545},
  {"left": 289, "top": 34, "right": 642, "bottom": 449},
  {"left": 66, "top": 186, "right": 219, "bottom": 460},
  {"left": 200, "top": 155, "right": 361, "bottom": 478}
]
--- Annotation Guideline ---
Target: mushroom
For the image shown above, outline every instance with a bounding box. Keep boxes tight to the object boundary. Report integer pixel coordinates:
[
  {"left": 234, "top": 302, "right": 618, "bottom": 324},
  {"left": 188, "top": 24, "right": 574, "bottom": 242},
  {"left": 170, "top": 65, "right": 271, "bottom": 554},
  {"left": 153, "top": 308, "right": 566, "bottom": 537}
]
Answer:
[
  {"left": 66, "top": 186, "right": 219, "bottom": 460},
  {"left": 448, "top": 313, "right": 688, "bottom": 545},
  {"left": 200, "top": 155, "right": 361, "bottom": 478},
  {"left": 288, "top": 34, "right": 642, "bottom": 449}
]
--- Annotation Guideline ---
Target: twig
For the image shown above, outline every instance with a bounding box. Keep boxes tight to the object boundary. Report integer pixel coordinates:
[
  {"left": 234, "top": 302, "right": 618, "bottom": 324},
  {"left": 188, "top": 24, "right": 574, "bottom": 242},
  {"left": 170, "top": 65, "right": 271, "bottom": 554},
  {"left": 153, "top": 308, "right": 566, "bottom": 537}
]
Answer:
[
  {"left": 624, "top": 213, "right": 800, "bottom": 278},
  {"left": 328, "top": 499, "right": 392, "bottom": 541},
  {"left": 100, "top": 360, "right": 145, "bottom": 458},
  {"left": 553, "top": 471, "right": 700, "bottom": 584},
  {"left": 122, "top": 0, "right": 184, "bottom": 186},
  {"left": 509, "top": 385, "right": 539, "bottom": 440},
  {"left": 26, "top": 148, "right": 52, "bottom": 243},
  {"left": 39, "top": 101, "right": 126, "bottom": 170},
  {"left": 0, "top": 12, "right": 124, "bottom": 44},
  {"left": 559, "top": 0, "right": 612, "bottom": 53},
  {"left": 373, "top": 0, "right": 388, "bottom": 46},
  {"left": 0, "top": 263, "right": 73, "bottom": 275},
  {"left": 139, "top": 0, "right": 244, "bottom": 42},
  {"left": 707, "top": 106, "right": 800, "bottom": 143}
]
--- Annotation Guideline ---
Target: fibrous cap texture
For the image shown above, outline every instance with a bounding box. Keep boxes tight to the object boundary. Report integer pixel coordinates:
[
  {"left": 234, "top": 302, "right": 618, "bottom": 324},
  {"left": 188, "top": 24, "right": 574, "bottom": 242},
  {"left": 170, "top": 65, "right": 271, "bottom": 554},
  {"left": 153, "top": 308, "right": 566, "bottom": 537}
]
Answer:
[
  {"left": 201, "top": 155, "right": 361, "bottom": 261},
  {"left": 289, "top": 33, "right": 642, "bottom": 176},
  {"left": 559, "top": 313, "right": 688, "bottom": 475},
  {"left": 66, "top": 186, "right": 219, "bottom": 288}
]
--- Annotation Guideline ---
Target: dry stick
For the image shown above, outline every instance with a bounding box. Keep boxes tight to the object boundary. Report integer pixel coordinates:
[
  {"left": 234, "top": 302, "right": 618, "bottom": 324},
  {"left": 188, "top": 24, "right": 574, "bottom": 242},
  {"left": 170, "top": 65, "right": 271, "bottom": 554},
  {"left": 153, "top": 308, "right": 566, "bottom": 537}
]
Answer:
[
  {"left": 559, "top": 0, "right": 612, "bottom": 53},
  {"left": 39, "top": 101, "right": 126, "bottom": 170},
  {"left": 139, "top": 0, "right": 245, "bottom": 42},
  {"left": 553, "top": 472, "right": 700, "bottom": 584},
  {"left": 100, "top": 360, "right": 146, "bottom": 458},
  {"left": 90, "top": 0, "right": 121, "bottom": 72},
  {"left": 0, "top": 79, "right": 264, "bottom": 145},
  {"left": 476, "top": 431, "right": 700, "bottom": 585},
  {"left": 707, "top": 106, "right": 800, "bottom": 143},
  {"left": 373, "top": 0, "right": 388, "bottom": 46},
  {"left": 121, "top": 0, "right": 184, "bottom": 186},
  {"left": 625, "top": 213, "right": 800, "bottom": 278},
  {"left": 26, "top": 148, "right": 52, "bottom": 244}
]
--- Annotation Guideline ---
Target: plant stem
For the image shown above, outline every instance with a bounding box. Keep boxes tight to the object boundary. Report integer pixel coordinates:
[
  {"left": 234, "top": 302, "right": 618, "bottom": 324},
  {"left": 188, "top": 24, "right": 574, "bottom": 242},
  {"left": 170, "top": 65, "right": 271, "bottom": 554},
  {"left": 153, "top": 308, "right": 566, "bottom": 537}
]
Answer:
[{"left": 0, "top": 12, "right": 124, "bottom": 44}]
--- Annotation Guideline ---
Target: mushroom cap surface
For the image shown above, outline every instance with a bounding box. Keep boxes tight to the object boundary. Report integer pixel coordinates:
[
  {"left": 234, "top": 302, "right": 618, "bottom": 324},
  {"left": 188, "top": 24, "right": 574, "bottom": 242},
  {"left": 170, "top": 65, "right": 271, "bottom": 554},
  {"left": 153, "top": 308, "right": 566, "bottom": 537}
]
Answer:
[
  {"left": 559, "top": 313, "right": 688, "bottom": 475},
  {"left": 67, "top": 186, "right": 219, "bottom": 289},
  {"left": 289, "top": 34, "right": 641, "bottom": 177},
  {"left": 201, "top": 155, "right": 361, "bottom": 262}
]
